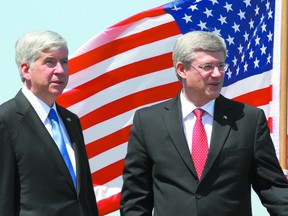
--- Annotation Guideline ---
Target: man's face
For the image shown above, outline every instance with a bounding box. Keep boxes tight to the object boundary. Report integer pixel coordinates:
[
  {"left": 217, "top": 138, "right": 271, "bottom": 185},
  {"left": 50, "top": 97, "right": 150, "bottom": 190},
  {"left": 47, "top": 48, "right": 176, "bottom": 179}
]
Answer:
[
  {"left": 23, "top": 46, "right": 69, "bottom": 106},
  {"left": 177, "top": 51, "right": 226, "bottom": 106}
]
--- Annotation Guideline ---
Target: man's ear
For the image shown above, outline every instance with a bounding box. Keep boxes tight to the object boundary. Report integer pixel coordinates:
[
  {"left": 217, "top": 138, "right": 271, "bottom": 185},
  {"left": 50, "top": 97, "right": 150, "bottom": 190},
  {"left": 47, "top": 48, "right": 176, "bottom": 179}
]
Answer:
[
  {"left": 20, "top": 62, "right": 31, "bottom": 81},
  {"left": 176, "top": 61, "right": 187, "bottom": 79}
]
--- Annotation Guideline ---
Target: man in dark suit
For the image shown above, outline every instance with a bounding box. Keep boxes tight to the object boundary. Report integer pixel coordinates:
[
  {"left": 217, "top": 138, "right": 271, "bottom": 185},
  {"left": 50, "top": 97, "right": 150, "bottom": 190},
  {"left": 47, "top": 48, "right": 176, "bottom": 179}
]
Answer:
[
  {"left": 0, "top": 31, "right": 99, "bottom": 216},
  {"left": 120, "top": 31, "right": 288, "bottom": 216}
]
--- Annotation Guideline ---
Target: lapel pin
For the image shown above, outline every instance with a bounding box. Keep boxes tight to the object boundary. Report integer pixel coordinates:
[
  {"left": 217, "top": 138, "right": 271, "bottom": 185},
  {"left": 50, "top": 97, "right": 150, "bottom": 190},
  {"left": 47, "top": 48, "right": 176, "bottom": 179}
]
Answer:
[
  {"left": 223, "top": 115, "right": 227, "bottom": 119},
  {"left": 67, "top": 117, "right": 72, "bottom": 122}
]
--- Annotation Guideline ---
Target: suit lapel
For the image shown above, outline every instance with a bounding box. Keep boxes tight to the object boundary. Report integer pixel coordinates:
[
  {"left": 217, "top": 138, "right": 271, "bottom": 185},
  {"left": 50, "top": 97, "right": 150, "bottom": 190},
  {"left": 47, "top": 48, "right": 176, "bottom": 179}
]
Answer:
[
  {"left": 201, "top": 95, "right": 239, "bottom": 179},
  {"left": 161, "top": 94, "right": 241, "bottom": 180},
  {"left": 15, "top": 91, "right": 76, "bottom": 191},
  {"left": 163, "top": 95, "right": 198, "bottom": 178}
]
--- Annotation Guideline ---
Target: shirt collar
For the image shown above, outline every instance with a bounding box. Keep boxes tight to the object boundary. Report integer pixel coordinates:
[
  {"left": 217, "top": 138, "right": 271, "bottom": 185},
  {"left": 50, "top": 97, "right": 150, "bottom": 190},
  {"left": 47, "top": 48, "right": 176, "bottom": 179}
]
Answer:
[
  {"left": 22, "top": 85, "right": 56, "bottom": 123},
  {"left": 180, "top": 91, "right": 215, "bottom": 119}
]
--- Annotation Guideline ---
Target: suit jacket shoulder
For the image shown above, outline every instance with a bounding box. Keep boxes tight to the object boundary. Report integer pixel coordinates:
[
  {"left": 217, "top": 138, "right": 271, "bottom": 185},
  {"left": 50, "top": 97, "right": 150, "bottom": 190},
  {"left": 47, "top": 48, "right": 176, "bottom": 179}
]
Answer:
[{"left": 135, "top": 94, "right": 180, "bottom": 117}]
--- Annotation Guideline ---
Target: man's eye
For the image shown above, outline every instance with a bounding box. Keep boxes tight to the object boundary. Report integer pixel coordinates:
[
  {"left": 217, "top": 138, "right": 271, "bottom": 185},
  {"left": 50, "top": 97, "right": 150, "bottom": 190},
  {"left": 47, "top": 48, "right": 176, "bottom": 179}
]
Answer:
[
  {"left": 202, "top": 65, "right": 214, "bottom": 71},
  {"left": 45, "top": 59, "right": 55, "bottom": 65},
  {"left": 61, "top": 60, "right": 68, "bottom": 65},
  {"left": 217, "top": 64, "right": 225, "bottom": 69}
]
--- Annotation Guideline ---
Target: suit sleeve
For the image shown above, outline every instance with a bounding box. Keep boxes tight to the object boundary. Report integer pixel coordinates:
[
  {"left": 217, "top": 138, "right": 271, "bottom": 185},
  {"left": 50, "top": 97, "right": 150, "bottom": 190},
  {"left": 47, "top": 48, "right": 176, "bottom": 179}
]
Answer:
[
  {"left": 252, "top": 109, "right": 288, "bottom": 215},
  {"left": 120, "top": 110, "right": 154, "bottom": 216},
  {"left": 0, "top": 120, "right": 17, "bottom": 215}
]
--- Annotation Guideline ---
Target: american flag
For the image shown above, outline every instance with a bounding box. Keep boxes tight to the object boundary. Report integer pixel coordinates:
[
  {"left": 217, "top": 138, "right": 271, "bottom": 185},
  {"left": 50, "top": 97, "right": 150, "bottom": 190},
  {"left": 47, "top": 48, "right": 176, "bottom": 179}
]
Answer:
[{"left": 57, "top": 0, "right": 280, "bottom": 214}]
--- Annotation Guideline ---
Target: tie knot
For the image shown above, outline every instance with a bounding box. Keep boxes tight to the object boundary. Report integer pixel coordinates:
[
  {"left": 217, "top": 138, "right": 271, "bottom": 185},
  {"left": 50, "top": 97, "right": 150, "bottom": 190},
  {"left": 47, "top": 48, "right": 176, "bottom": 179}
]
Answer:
[
  {"left": 193, "top": 108, "right": 204, "bottom": 119},
  {"left": 49, "top": 108, "right": 59, "bottom": 123}
]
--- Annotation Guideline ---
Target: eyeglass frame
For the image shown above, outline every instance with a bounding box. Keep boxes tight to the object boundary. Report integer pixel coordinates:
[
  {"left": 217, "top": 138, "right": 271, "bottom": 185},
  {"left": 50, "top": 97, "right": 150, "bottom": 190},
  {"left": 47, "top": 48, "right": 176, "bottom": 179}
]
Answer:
[{"left": 190, "top": 62, "right": 229, "bottom": 76}]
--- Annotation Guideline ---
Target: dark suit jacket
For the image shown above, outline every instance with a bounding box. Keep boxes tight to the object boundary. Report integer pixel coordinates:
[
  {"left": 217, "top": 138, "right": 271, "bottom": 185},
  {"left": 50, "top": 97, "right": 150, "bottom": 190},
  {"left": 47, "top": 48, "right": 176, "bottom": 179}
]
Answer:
[
  {"left": 0, "top": 90, "right": 98, "bottom": 216},
  {"left": 120, "top": 94, "right": 288, "bottom": 216}
]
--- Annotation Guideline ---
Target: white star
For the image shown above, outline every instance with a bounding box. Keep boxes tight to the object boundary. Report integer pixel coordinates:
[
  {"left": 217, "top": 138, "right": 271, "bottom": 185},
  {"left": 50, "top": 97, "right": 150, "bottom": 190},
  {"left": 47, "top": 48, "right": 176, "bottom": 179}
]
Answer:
[
  {"left": 204, "top": 8, "right": 213, "bottom": 18},
  {"left": 226, "top": 69, "right": 233, "bottom": 79},
  {"left": 255, "top": 36, "right": 261, "bottom": 45},
  {"left": 243, "top": 0, "right": 251, "bottom": 7},
  {"left": 209, "top": 0, "right": 219, "bottom": 5},
  {"left": 266, "top": 1, "right": 270, "bottom": 10},
  {"left": 255, "top": 5, "right": 260, "bottom": 15},
  {"left": 260, "top": 44, "right": 267, "bottom": 55},
  {"left": 267, "top": 31, "right": 273, "bottom": 41},
  {"left": 247, "top": 42, "right": 251, "bottom": 49},
  {"left": 253, "top": 29, "right": 257, "bottom": 37},
  {"left": 254, "top": 58, "right": 260, "bottom": 68},
  {"left": 267, "top": 54, "right": 272, "bottom": 64},
  {"left": 218, "top": 15, "right": 227, "bottom": 25},
  {"left": 243, "top": 31, "right": 249, "bottom": 41},
  {"left": 244, "top": 62, "right": 248, "bottom": 72},
  {"left": 238, "top": 44, "right": 244, "bottom": 54},
  {"left": 238, "top": 10, "right": 246, "bottom": 20},
  {"left": 232, "top": 22, "right": 240, "bottom": 33},
  {"left": 261, "top": 22, "right": 267, "bottom": 32},
  {"left": 236, "top": 66, "right": 240, "bottom": 75},
  {"left": 172, "top": 5, "right": 182, "bottom": 11},
  {"left": 226, "top": 35, "right": 234, "bottom": 45},
  {"left": 182, "top": 14, "right": 192, "bottom": 23},
  {"left": 249, "top": 19, "right": 254, "bottom": 29},
  {"left": 268, "top": 10, "right": 273, "bottom": 19},
  {"left": 232, "top": 56, "right": 238, "bottom": 66},
  {"left": 260, "top": 15, "right": 265, "bottom": 23},
  {"left": 212, "top": 28, "right": 221, "bottom": 36},
  {"left": 188, "top": 5, "right": 198, "bottom": 11},
  {"left": 224, "top": 2, "right": 233, "bottom": 12},
  {"left": 249, "top": 49, "right": 254, "bottom": 59},
  {"left": 198, "top": 20, "right": 207, "bottom": 30},
  {"left": 241, "top": 54, "right": 245, "bottom": 63}
]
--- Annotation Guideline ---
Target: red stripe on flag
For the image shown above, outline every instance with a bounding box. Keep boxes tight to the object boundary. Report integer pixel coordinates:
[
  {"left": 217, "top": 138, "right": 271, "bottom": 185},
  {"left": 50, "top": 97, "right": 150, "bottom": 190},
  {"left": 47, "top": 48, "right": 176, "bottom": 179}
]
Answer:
[
  {"left": 232, "top": 85, "right": 272, "bottom": 107},
  {"left": 67, "top": 21, "right": 180, "bottom": 75},
  {"left": 80, "top": 82, "right": 181, "bottom": 130},
  {"left": 92, "top": 159, "right": 125, "bottom": 185},
  {"left": 267, "top": 117, "right": 273, "bottom": 133},
  {"left": 96, "top": 192, "right": 120, "bottom": 216},
  {"left": 58, "top": 53, "right": 174, "bottom": 108},
  {"left": 86, "top": 126, "right": 131, "bottom": 159},
  {"left": 232, "top": 86, "right": 273, "bottom": 133}
]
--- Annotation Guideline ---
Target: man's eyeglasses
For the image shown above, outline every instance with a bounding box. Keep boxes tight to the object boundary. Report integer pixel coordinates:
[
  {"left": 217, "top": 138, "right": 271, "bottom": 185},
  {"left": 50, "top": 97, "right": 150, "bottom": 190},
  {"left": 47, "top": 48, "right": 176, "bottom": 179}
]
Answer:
[{"left": 191, "top": 63, "right": 229, "bottom": 75}]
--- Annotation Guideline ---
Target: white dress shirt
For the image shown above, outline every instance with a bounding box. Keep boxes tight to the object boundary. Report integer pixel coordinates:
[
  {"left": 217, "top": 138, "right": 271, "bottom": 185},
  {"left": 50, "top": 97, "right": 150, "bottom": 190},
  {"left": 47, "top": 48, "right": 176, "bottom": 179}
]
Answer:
[
  {"left": 180, "top": 91, "right": 215, "bottom": 152},
  {"left": 21, "top": 86, "right": 76, "bottom": 174}
]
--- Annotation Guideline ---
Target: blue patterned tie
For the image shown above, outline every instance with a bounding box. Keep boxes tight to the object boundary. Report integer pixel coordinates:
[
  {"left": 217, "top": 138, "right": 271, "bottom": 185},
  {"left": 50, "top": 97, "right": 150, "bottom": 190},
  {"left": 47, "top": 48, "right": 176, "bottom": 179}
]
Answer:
[{"left": 49, "top": 108, "right": 76, "bottom": 188}]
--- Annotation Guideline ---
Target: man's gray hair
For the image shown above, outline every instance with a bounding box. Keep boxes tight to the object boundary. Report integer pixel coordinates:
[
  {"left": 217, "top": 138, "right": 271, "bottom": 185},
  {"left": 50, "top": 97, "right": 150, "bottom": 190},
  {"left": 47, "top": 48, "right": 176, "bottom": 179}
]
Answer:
[
  {"left": 15, "top": 30, "right": 68, "bottom": 82},
  {"left": 172, "top": 31, "right": 227, "bottom": 81}
]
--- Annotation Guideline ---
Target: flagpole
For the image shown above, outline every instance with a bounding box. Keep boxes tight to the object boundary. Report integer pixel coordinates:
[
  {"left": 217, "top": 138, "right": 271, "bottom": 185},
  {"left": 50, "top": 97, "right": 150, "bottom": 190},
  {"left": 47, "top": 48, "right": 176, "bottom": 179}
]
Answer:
[{"left": 279, "top": 0, "right": 288, "bottom": 170}]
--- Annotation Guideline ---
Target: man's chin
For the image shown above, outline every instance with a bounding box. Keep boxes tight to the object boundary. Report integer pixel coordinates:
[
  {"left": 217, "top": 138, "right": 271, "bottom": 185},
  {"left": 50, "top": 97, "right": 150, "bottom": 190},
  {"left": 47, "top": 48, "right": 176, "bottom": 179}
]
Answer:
[
  {"left": 208, "top": 91, "right": 221, "bottom": 100},
  {"left": 50, "top": 89, "right": 65, "bottom": 97}
]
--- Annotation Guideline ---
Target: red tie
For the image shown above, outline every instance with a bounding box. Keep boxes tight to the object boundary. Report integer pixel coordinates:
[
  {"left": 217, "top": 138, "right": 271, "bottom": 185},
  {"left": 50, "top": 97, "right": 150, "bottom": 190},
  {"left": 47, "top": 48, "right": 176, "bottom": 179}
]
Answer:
[{"left": 192, "top": 108, "right": 208, "bottom": 180}]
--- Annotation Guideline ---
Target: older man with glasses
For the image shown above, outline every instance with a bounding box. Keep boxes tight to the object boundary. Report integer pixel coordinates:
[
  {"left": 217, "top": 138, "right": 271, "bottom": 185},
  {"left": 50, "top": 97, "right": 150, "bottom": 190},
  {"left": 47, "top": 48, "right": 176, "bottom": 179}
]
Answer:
[{"left": 120, "top": 30, "right": 288, "bottom": 216}]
